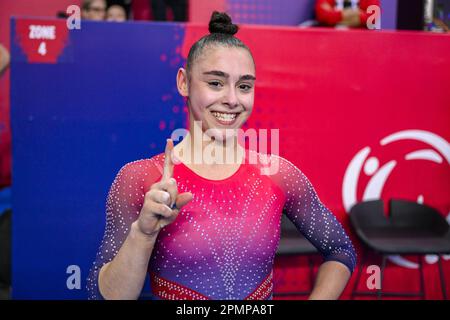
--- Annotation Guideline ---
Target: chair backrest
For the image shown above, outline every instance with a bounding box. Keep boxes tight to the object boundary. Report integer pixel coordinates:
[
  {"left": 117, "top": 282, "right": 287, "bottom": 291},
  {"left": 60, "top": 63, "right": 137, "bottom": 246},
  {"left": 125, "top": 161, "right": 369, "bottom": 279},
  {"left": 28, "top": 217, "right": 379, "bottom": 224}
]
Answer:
[
  {"left": 349, "top": 200, "right": 390, "bottom": 230},
  {"left": 389, "top": 199, "right": 449, "bottom": 235}
]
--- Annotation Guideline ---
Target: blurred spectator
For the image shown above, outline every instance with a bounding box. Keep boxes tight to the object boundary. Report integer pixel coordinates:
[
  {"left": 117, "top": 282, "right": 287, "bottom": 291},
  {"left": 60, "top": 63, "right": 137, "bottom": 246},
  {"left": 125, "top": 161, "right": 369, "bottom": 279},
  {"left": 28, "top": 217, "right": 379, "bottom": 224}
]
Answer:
[
  {"left": 82, "top": 0, "right": 107, "bottom": 20},
  {"left": 107, "top": 4, "right": 128, "bottom": 22},
  {"left": 0, "top": 44, "right": 10, "bottom": 77},
  {"left": 108, "top": 0, "right": 132, "bottom": 19},
  {"left": 316, "top": 0, "right": 380, "bottom": 28},
  {"left": 150, "top": 0, "right": 187, "bottom": 21}
]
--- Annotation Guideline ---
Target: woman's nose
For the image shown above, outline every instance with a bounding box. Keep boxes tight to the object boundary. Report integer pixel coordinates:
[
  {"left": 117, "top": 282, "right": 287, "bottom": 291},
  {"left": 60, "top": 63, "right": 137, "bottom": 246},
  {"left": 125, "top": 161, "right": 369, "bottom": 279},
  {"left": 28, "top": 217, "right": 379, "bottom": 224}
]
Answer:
[{"left": 223, "top": 87, "right": 239, "bottom": 108}]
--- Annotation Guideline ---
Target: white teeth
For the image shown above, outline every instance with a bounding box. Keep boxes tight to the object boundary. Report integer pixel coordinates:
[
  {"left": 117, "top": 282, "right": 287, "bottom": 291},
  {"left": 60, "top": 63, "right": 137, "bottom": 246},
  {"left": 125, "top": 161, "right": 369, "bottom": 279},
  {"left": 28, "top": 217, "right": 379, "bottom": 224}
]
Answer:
[{"left": 211, "top": 111, "right": 238, "bottom": 122}]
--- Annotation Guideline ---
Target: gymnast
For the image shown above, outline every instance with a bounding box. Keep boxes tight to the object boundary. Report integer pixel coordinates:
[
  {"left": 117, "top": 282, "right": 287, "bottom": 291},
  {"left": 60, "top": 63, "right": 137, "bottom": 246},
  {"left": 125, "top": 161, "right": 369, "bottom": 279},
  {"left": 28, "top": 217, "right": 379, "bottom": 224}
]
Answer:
[{"left": 87, "top": 11, "right": 357, "bottom": 300}]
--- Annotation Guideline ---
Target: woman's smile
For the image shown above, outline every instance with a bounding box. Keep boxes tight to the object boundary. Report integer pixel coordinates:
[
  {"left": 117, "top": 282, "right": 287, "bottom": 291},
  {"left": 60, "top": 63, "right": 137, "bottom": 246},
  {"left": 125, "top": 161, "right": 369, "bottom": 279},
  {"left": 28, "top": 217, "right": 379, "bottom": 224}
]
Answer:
[{"left": 209, "top": 110, "right": 241, "bottom": 126}]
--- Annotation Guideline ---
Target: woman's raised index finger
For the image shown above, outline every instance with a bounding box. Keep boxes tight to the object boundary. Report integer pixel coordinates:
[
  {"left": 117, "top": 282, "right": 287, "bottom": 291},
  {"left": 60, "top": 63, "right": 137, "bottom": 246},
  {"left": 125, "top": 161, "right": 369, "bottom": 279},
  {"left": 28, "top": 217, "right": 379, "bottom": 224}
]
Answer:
[{"left": 163, "top": 138, "right": 174, "bottom": 180}]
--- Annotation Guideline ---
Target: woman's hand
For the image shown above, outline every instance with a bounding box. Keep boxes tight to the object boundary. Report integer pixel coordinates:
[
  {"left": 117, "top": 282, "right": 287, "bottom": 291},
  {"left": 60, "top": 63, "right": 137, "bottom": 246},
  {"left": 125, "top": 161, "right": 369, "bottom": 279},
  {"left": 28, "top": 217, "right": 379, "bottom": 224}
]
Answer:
[{"left": 135, "top": 139, "right": 193, "bottom": 237}]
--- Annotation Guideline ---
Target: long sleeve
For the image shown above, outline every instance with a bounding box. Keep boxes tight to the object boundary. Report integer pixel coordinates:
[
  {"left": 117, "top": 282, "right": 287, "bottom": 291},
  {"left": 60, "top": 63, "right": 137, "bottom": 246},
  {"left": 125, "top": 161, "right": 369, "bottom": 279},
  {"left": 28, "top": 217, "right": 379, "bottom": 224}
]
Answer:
[
  {"left": 86, "top": 157, "right": 164, "bottom": 299},
  {"left": 271, "top": 155, "right": 357, "bottom": 274}
]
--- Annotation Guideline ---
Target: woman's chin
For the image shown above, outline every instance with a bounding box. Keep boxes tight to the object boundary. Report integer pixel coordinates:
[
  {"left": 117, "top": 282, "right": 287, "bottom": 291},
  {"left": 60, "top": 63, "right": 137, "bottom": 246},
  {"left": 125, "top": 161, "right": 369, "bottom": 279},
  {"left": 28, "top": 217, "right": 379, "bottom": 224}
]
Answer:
[{"left": 205, "top": 127, "right": 238, "bottom": 142}]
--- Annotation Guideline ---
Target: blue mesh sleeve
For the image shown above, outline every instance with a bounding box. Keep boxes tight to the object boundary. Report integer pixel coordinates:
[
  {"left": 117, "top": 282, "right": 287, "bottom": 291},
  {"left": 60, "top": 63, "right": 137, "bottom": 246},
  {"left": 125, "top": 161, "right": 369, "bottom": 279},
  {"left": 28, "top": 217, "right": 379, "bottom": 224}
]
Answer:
[
  {"left": 86, "top": 158, "right": 163, "bottom": 299},
  {"left": 272, "top": 155, "right": 357, "bottom": 273}
]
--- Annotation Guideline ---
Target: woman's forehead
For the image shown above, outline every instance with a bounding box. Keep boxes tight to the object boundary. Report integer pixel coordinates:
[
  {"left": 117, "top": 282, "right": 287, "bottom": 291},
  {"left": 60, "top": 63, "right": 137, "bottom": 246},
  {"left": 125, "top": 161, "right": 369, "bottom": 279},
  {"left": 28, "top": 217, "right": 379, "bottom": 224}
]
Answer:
[{"left": 194, "top": 46, "right": 255, "bottom": 75}]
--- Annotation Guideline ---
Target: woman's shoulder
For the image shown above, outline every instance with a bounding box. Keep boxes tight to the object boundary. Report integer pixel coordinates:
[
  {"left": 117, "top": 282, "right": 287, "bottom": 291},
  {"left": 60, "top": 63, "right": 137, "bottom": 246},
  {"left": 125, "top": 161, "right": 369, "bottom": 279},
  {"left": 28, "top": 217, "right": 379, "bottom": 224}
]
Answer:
[
  {"left": 115, "top": 153, "right": 165, "bottom": 182},
  {"left": 246, "top": 149, "right": 300, "bottom": 176}
]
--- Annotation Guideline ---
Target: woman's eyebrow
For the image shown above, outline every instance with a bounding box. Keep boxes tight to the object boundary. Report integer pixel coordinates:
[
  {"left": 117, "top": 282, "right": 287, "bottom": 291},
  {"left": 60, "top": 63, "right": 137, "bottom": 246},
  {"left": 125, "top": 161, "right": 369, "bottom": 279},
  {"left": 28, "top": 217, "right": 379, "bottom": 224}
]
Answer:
[
  {"left": 203, "top": 70, "right": 256, "bottom": 81},
  {"left": 239, "top": 74, "right": 256, "bottom": 81}
]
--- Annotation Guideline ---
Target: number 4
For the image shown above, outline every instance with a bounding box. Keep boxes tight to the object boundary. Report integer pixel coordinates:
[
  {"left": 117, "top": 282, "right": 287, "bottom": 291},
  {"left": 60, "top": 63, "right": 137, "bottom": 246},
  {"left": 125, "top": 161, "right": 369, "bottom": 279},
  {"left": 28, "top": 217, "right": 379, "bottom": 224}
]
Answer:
[{"left": 38, "top": 41, "right": 47, "bottom": 56}]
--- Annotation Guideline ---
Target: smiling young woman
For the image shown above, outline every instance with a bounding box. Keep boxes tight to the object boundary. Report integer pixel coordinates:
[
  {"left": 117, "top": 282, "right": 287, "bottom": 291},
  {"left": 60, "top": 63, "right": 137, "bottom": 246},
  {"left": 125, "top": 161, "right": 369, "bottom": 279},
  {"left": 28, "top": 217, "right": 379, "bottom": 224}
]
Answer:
[{"left": 87, "top": 11, "right": 357, "bottom": 300}]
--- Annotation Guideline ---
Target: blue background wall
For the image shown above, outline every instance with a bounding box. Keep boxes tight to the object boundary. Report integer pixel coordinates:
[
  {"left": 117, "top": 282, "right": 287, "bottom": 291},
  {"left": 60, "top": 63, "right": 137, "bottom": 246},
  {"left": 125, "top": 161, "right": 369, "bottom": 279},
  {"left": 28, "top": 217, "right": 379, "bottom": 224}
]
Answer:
[{"left": 11, "top": 19, "right": 187, "bottom": 299}]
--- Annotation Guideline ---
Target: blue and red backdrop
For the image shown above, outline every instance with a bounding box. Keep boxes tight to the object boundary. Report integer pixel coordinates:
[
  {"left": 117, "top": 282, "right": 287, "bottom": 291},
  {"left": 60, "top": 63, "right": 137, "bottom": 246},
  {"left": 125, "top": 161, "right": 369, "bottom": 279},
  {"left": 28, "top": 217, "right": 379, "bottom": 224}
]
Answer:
[{"left": 10, "top": 17, "right": 450, "bottom": 299}]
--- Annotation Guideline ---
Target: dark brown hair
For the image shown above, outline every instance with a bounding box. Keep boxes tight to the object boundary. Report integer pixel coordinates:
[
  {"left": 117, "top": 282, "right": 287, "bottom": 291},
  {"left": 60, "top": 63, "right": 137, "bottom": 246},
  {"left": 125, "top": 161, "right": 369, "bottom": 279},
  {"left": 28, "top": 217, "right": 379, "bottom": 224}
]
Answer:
[{"left": 186, "top": 11, "right": 254, "bottom": 75}]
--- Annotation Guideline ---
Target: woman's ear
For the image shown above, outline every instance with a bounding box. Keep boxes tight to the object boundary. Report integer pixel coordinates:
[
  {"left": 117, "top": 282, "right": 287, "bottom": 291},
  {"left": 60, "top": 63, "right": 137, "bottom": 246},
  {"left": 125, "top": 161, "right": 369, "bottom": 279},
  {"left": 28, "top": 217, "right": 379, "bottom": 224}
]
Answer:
[{"left": 176, "top": 68, "right": 189, "bottom": 97}]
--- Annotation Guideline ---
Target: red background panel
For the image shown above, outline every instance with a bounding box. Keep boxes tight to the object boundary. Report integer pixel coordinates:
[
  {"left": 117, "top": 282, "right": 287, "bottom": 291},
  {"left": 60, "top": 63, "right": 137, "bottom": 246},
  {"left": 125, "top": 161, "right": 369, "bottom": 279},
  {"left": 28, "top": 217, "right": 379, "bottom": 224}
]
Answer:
[{"left": 183, "top": 25, "right": 450, "bottom": 299}]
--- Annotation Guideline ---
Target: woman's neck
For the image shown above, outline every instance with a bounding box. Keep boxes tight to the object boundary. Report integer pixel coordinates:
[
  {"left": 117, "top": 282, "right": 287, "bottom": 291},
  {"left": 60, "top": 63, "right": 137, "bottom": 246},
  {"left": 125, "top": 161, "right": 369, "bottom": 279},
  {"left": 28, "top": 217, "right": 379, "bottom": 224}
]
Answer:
[
  {"left": 174, "top": 125, "right": 245, "bottom": 180},
  {"left": 174, "top": 130, "right": 245, "bottom": 168}
]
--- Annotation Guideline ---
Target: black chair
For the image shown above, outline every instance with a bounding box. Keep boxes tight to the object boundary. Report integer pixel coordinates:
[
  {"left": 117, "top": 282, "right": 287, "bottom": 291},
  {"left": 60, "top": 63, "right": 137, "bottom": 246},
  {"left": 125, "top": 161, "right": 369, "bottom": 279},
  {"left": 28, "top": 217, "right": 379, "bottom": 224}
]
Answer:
[
  {"left": 0, "top": 209, "right": 11, "bottom": 300},
  {"left": 274, "top": 213, "right": 319, "bottom": 297},
  {"left": 350, "top": 199, "right": 450, "bottom": 300}
]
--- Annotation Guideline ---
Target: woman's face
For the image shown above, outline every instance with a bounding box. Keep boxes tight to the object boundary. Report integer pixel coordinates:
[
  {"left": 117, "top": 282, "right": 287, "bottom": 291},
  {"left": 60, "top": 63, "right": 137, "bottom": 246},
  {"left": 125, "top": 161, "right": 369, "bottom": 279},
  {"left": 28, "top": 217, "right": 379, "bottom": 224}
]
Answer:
[{"left": 177, "top": 46, "right": 256, "bottom": 141}]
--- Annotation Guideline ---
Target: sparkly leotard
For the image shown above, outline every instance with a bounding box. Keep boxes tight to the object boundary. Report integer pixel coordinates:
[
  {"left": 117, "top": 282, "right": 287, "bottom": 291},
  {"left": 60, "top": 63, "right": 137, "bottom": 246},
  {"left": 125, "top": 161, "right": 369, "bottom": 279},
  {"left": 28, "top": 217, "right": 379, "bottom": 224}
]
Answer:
[{"left": 87, "top": 150, "right": 357, "bottom": 300}]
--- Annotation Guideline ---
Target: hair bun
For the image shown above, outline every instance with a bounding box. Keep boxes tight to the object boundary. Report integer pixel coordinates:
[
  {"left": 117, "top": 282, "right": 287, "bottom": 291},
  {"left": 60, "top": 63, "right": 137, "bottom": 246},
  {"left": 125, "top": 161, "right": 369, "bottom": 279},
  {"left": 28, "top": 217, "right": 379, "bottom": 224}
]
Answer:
[{"left": 208, "top": 11, "right": 239, "bottom": 36}]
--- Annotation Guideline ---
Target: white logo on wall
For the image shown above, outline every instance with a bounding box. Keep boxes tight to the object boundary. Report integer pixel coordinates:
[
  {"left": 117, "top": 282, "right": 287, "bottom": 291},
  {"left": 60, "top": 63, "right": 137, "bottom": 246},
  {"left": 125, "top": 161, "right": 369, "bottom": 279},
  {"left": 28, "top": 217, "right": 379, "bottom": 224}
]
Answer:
[{"left": 342, "top": 129, "right": 450, "bottom": 269}]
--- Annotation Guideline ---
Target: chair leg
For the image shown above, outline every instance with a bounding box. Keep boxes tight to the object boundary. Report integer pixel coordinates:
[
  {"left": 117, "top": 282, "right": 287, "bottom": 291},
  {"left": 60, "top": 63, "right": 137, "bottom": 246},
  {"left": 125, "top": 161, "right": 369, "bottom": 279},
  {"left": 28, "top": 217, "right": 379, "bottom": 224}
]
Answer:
[
  {"left": 377, "top": 255, "right": 386, "bottom": 300},
  {"left": 308, "top": 255, "right": 315, "bottom": 293},
  {"left": 351, "top": 249, "right": 366, "bottom": 300},
  {"left": 437, "top": 255, "right": 448, "bottom": 300},
  {"left": 418, "top": 255, "right": 425, "bottom": 300}
]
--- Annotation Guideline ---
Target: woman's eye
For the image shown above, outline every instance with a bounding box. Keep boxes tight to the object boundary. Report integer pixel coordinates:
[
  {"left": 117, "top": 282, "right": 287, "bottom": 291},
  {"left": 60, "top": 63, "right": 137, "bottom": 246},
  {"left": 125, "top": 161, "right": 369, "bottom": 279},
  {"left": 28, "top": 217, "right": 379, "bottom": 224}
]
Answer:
[
  {"left": 208, "top": 81, "right": 222, "bottom": 87},
  {"left": 239, "top": 84, "right": 252, "bottom": 91}
]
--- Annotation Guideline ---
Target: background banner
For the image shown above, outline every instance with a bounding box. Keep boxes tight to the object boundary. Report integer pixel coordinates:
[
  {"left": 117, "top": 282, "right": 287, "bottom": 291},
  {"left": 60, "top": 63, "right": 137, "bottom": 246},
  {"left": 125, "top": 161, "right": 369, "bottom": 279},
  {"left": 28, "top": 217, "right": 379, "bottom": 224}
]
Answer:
[{"left": 11, "top": 18, "right": 450, "bottom": 299}]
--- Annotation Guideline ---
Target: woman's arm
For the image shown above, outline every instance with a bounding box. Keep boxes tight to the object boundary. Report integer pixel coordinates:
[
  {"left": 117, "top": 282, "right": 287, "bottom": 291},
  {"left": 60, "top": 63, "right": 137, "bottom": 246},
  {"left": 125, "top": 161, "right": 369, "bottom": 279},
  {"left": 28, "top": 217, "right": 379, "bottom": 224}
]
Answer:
[
  {"left": 98, "top": 222, "right": 157, "bottom": 300},
  {"left": 87, "top": 161, "right": 155, "bottom": 300},
  {"left": 88, "top": 139, "right": 192, "bottom": 300},
  {"left": 271, "top": 155, "right": 357, "bottom": 299},
  {"left": 309, "top": 261, "right": 351, "bottom": 300}
]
